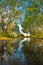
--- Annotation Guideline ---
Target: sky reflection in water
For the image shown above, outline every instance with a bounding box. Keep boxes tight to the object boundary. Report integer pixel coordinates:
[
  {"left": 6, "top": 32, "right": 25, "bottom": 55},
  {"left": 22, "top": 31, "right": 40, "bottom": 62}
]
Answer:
[{"left": 0, "top": 38, "right": 43, "bottom": 65}]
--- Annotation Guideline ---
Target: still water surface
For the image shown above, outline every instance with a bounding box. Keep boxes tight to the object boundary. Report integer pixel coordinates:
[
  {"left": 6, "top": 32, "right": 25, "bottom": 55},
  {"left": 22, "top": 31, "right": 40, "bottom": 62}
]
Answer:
[{"left": 0, "top": 38, "right": 43, "bottom": 65}]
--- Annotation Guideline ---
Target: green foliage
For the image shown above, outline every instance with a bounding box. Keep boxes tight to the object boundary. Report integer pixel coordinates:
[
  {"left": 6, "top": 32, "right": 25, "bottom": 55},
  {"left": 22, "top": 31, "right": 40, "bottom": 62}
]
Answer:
[{"left": 0, "top": 0, "right": 43, "bottom": 38}]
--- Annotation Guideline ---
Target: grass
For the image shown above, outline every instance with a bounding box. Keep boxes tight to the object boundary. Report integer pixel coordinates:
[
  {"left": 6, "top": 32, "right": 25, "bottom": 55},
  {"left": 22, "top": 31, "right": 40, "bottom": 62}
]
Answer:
[
  {"left": 0, "top": 37, "right": 16, "bottom": 41},
  {"left": 0, "top": 35, "right": 43, "bottom": 41},
  {"left": 0, "top": 32, "right": 43, "bottom": 41}
]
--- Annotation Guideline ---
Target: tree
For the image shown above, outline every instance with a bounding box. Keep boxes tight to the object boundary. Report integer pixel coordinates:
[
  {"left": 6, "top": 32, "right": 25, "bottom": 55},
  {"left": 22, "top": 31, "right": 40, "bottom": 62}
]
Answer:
[
  {"left": 0, "top": 0, "right": 43, "bottom": 38},
  {"left": 0, "top": 0, "right": 23, "bottom": 37},
  {"left": 22, "top": 0, "right": 43, "bottom": 38}
]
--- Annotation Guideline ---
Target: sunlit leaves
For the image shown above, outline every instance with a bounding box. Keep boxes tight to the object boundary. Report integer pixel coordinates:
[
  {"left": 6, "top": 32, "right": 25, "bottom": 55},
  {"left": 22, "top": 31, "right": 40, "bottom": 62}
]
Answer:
[{"left": 0, "top": 0, "right": 43, "bottom": 38}]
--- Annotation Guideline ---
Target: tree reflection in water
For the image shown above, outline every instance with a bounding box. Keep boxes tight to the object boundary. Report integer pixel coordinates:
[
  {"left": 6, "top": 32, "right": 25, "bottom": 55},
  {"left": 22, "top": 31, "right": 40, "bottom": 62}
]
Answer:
[{"left": 0, "top": 38, "right": 43, "bottom": 65}]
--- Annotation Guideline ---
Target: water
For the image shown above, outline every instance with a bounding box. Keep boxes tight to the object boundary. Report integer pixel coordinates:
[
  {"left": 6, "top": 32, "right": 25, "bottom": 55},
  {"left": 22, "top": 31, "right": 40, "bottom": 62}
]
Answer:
[{"left": 0, "top": 38, "right": 43, "bottom": 65}]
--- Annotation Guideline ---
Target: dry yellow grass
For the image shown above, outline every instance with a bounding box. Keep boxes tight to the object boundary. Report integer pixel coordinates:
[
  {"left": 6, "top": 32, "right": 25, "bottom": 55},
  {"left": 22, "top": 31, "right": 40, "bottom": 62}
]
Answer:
[{"left": 0, "top": 37, "right": 16, "bottom": 41}]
